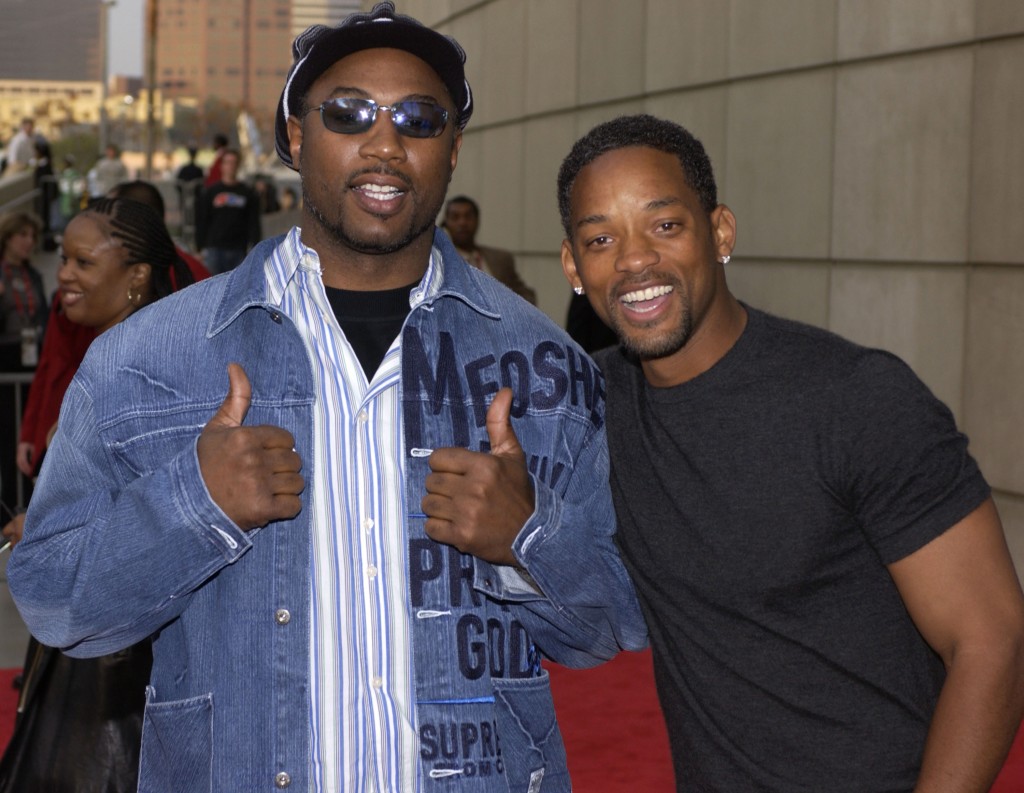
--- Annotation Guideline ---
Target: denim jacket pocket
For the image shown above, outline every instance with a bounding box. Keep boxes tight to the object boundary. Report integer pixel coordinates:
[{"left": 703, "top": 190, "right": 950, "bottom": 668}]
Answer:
[
  {"left": 492, "top": 671, "right": 570, "bottom": 793},
  {"left": 107, "top": 418, "right": 206, "bottom": 480},
  {"left": 139, "top": 687, "right": 213, "bottom": 793}
]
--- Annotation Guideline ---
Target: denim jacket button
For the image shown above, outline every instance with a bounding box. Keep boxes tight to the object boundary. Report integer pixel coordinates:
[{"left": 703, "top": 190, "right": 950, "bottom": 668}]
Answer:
[
  {"left": 275, "top": 609, "right": 291, "bottom": 625},
  {"left": 275, "top": 771, "right": 291, "bottom": 788},
  {"left": 269, "top": 311, "right": 282, "bottom": 324}
]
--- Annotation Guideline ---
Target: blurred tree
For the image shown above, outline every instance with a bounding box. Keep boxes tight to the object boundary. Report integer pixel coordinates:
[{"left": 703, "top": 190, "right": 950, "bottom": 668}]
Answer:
[
  {"left": 51, "top": 134, "right": 102, "bottom": 174},
  {"left": 201, "top": 97, "right": 244, "bottom": 148},
  {"left": 166, "top": 104, "right": 201, "bottom": 148}
]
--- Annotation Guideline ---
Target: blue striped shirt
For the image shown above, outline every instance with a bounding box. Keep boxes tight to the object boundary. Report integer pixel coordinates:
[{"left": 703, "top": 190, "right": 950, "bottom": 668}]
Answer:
[{"left": 266, "top": 227, "right": 444, "bottom": 792}]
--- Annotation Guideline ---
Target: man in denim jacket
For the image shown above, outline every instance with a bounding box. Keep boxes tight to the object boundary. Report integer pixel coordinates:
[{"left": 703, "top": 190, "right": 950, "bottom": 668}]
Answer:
[{"left": 8, "top": 4, "right": 645, "bottom": 791}]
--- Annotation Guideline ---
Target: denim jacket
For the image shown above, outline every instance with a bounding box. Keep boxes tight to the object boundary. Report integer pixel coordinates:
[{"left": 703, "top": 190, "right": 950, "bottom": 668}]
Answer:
[{"left": 9, "top": 229, "right": 646, "bottom": 792}]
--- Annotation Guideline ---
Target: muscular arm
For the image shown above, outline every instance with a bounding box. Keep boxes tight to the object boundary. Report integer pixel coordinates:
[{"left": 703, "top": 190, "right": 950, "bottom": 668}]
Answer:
[{"left": 889, "top": 498, "right": 1024, "bottom": 792}]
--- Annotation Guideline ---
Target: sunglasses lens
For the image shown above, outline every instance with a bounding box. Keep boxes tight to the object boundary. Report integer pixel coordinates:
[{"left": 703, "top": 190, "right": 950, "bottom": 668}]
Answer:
[
  {"left": 318, "top": 99, "right": 449, "bottom": 138},
  {"left": 390, "top": 101, "right": 449, "bottom": 138},
  {"left": 320, "top": 99, "right": 375, "bottom": 134}
]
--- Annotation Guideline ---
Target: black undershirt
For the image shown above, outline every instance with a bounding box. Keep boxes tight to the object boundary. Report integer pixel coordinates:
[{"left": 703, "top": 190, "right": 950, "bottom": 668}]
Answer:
[{"left": 324, "top": 281, "right": 417, "bottom": 379}]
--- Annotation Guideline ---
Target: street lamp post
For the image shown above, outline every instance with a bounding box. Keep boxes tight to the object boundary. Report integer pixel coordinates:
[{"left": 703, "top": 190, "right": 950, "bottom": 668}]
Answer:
[
  {"left": 145, "top": 0, "right": 158, "bottom": 178},
  {"left": 99, "top": 0, "right": 117, "bottom": 152}
]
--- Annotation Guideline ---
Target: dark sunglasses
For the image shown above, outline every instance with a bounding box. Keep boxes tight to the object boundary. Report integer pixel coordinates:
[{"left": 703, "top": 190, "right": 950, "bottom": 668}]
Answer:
[{"left": 310, "top": 97, "right": 450, "bottom": 138}]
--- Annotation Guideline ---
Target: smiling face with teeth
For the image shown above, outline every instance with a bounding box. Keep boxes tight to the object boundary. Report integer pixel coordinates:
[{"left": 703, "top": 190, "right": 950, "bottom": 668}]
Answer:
[
  {"left": 58, "top": 212, "right": 152, "bottom": 333},
  {"left": 561, "top": 145, "right": 744, "bottom": 387},
  {"left": 286, "top": 47, "right": 462, "bottom": 289}
]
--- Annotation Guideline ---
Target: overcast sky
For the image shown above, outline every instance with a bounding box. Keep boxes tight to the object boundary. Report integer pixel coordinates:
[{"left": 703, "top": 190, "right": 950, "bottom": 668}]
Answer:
[{"left": 109, "top": 0, "right": 144, "bottom": 78}]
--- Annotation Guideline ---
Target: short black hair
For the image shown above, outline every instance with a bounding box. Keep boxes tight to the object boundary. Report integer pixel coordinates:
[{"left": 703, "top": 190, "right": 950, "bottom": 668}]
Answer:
[
  {"left": 556, "top": 114, "right": 718, "bottom": 238},
  {"left": 445, "top": 195, "right": 479, "bottom": 217}
]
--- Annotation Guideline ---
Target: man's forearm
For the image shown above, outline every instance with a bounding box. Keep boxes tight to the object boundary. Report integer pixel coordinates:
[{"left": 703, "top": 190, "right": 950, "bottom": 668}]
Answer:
[{"left": 915, "top": 643, "right": 1024, "bottom": 792}]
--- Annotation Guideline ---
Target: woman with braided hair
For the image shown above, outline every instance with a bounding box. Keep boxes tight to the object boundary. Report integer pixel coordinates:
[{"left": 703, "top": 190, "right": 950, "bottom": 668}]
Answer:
[
  {"left": 0, "top": 197, "right": 194, "bottom": 793},
  {"left": 15, "top": 189, "right": 211, "bottom": 481},
  {"left": 57, "top": 196, "right": 194, "bottom": 331}
]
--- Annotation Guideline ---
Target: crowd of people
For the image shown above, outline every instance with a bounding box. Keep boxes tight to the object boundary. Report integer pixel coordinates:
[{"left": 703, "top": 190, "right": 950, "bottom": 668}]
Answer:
[{"left": 0, "top": 2, "right": 1022, "bottom": 792}]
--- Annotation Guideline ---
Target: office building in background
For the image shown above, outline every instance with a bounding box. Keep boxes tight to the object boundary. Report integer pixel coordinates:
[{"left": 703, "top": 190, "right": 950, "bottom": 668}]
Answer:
[{"left": 0, "top": 0, "right": 100, "bottom": 82}]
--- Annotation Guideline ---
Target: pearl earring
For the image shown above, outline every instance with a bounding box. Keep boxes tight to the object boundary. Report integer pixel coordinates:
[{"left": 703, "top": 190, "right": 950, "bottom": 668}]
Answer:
[
  {"left": 573, "top": 285, "right": 584, "bottom": 296},
  {"left": 719, "top": 254, "right": 731, "bottom": 265}
]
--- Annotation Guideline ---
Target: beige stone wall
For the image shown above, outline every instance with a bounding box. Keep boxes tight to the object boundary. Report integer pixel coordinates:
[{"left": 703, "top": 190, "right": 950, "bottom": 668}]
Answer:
[{"left": 394, "top": 0, "right": 1024, "bottom": 554}]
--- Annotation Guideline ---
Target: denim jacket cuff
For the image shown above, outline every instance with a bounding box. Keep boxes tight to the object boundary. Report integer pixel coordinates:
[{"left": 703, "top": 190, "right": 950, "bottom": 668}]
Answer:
[
  {"left": 169, "top": 437, "right": 253, "bottom": 562},
  {"left": 470, "top": 474, "right": 555, "bottom": 602}
]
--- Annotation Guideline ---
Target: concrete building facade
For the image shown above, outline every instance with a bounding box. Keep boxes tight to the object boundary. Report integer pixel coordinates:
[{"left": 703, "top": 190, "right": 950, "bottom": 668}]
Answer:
[
  {"left": 393, "top": 0, "right": 1024, "bottom": 557},
  {"left": 292, "top": 0, "right": 363, "bottom": 35}
]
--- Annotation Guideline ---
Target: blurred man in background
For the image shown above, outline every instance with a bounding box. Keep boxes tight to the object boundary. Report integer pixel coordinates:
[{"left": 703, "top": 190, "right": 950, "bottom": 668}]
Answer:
[{"left": 442, "top": 195, "right": 536, "bottom": 303}]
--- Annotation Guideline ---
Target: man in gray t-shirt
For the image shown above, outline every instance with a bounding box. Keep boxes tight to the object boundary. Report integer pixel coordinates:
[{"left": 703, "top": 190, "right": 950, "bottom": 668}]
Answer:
[{"left": 555, "top": 114, "right": 1024, "bottom": 792}]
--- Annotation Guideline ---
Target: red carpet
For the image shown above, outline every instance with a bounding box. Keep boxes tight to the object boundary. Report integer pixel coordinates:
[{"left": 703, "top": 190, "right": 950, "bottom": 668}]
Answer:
[
  {"left": 996, "top": 722, "right": 1024, "bottom": 793},
  {"left": 0, "top": 667, "right": 17, "bottom": 751},
  {"left": 546, "top": 650, "right": 674, "bottom": 790},
  {"left": 1, "top": 656, "right": 1022, "bottom": 790}
]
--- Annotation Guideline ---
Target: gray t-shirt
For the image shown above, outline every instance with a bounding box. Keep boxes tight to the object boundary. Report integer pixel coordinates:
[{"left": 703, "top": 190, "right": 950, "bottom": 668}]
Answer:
[{"left": 598, "top": 306, "right": 990, "bottom": 792}]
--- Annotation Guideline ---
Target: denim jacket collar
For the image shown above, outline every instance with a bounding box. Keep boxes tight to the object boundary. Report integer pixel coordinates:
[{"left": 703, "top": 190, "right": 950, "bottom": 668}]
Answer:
[{"left": 206, "top": 226, "right": 501, "bottom": 339}]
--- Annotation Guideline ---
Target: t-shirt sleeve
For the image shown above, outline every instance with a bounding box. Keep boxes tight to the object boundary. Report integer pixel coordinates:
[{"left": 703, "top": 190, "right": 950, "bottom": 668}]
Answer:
[{"left": 837, "top": 350, "right": 990, "bottom": 565}]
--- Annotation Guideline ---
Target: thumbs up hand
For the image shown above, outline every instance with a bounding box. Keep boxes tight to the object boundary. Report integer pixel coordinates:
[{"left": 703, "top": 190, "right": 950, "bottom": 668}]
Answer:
[
  {"left": 197, "top": 363, "right": 304, "bottom": 530},
  {"left": 422, "top": 388, "right": 535, "bottom": 566}
]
